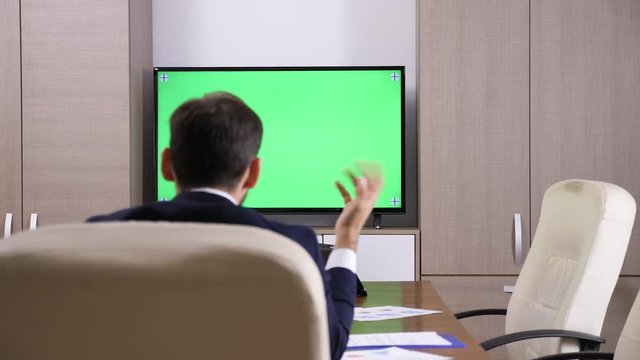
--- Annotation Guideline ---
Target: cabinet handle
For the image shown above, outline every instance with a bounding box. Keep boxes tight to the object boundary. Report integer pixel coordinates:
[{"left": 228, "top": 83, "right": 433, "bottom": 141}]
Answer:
[
  {"left": 514, "top": 213, "right": 523, "bottom": 267},
  {"left": 3, "top": 213, "right": 12, "bottom": 238},
  {"left": 29, "top": 213, "right": 38, "bottom": 230}
]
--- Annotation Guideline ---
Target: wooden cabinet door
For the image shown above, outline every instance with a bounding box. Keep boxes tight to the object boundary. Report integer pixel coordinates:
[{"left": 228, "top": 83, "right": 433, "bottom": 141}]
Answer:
[
  {"left": 19, "top": 0, "right": 142, "bottom": 227},
  {"left": 0, "top": 0, "right": 22, "bottom": 237},
  {"left": 531, "top": 0, "right": 640, "bottom": 275},
  {"left": 419, "top": 0, "right": 530, "bottom": 275}
]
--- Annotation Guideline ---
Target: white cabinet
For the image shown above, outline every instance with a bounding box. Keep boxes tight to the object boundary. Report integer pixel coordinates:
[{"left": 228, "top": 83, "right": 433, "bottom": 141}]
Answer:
[{"left": 322, "top": 234, "right": 416, "bottom": 281}]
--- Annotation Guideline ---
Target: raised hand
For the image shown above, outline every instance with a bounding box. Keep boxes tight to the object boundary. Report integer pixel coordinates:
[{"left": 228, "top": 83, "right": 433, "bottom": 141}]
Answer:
[{"left": 334, "top": 163, "right": 383, "bottom": 251}]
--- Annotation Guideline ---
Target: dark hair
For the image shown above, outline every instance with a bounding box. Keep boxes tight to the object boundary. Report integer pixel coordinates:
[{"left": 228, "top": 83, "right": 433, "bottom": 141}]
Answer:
[{"left": 169, "top": 92, "right": 263, "bottom": 189}]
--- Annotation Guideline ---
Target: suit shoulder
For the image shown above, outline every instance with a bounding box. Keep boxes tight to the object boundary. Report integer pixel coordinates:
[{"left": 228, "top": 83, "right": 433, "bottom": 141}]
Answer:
[
  {"left": 86, "top": 202, "right": 167, "bottom": 222},
  {"left": 87, "top": 207, "right": 137, "bottom": 222},
  {"left": 268, "top": 220, "right": 318, "bottom": 244}
]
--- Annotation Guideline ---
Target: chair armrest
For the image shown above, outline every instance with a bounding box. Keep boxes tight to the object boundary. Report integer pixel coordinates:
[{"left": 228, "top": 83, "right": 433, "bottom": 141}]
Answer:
[
  {"left": 533, "top": 351, "right": 614, "bottom": 360},
  {"left": 480, "top": 329, "right": 605, "bottom": 351},
  {"left": 454, "top": 308, "right": 507, "bottom": 319}
]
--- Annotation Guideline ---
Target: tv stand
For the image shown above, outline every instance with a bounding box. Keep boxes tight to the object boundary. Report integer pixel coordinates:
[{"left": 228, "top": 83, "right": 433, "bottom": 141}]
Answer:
[
  {"left": 373, "top": 214, "right": 382, "bottom": 229},
  {"left": 314, "top": 228, "right": 420, "bottom": 281}
]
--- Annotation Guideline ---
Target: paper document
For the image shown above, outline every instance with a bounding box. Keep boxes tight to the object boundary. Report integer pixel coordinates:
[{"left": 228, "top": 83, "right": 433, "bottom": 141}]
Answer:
[
  {"left": 347, "top": 331, "right": 451, "bottom": 348},
  {"left": 342, "top": 346, "right": 452, "bottom": 360},
  {"left": 354, "top": 306, "right": 441, "bottom": 321}
]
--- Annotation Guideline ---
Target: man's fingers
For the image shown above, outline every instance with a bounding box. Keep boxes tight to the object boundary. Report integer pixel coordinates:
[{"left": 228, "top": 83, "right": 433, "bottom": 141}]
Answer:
[
  {"left": 345, "top": 170, "right": 360, "bottom": 188},
  {"left": 355, "top": 176, "right": 368, "bottom": 198},
  {"left": 335, "top": 181, "right": 351, "bottom": 203},
  {"left": 356, "top": 161, "right": 383, "bottom": 183},
  {"left": 339, "top": 162, "right": 384, "bottom": 206}
]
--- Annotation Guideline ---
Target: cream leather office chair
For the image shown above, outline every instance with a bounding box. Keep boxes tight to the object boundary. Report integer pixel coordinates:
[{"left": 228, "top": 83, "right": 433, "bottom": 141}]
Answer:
[
  {"left": 0, "top": 222, "right": 330, "bottom": 360},
  {"left": 457, "top": 179, "right": 636, "bottom": 359},
  {"left": 534, "top": 289, "right": 640, "bottom": 360}
]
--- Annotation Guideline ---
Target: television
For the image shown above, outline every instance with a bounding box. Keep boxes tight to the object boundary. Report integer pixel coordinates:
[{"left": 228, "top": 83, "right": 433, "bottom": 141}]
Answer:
[{"left": 154, "top": 66, "right": 405, "bottom": 216}]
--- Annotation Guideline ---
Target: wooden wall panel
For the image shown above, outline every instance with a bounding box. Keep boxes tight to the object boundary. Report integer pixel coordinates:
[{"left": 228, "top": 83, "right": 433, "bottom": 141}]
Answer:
[
  {"left": 20, "top": 0, "right": 151, "bottom": 226},
  {"left": 129, "top": 0, "right": 153, "bottom": 206},
  {"left": 0, "top": 0, "right": 22, "bottom": 236},
  {"left": 531, "top": 0, "right": 640, "bottom": 274},
  {"left": 419, "top": 0, "right": 530, "bottom": 275},
  {"left": 600, "top": 277, "right": 640, "bottom": 353}
]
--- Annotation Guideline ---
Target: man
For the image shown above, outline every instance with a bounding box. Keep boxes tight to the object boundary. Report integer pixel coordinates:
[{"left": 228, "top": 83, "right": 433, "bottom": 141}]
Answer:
[{"left": 88, "top": 92, "right": 382, "bottom": 360}]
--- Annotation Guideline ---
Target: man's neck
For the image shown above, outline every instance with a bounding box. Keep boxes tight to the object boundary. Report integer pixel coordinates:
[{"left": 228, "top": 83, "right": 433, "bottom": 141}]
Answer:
[{"left": 188, "top": 187, "right": 239, "bottom": 205}]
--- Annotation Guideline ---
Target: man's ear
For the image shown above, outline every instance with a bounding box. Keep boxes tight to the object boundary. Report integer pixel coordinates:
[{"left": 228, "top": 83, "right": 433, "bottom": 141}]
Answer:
[
  {"left": 161, "top": 148, "right": 175, "bottom": 181},
  {"left": 244, "top": 158, "right": 261, "bottom": 189}
]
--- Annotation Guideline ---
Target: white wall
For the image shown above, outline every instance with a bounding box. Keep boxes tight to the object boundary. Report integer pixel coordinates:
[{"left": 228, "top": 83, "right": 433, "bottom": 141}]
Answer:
[
  {"left": 153, "top": 0, "right": 415, "bottom": 80},
  {"left": 152, "top": 0, "right": 418, "bottom": 227}
]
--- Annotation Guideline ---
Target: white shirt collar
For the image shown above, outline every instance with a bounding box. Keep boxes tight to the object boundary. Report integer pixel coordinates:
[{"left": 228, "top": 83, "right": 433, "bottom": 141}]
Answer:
[{"left": 190, "top": 187, "right": 238, "bottom": 205}]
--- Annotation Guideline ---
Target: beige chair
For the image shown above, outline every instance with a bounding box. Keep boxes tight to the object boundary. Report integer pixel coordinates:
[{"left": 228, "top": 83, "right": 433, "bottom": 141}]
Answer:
[
  {"left": 534, "top": 289, "right": 640, "bottom": 360},
  {"left": 0, "top": 222, "right": 330, "bottom": 360},
  {"left": 456, "top": 179, "right": 636, "bottom": 359}
]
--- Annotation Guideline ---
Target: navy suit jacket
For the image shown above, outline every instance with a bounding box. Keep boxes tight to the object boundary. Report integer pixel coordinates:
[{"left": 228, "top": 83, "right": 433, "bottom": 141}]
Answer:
[{"left": 88, "top": 191, "right": 355, "bottom": 360}]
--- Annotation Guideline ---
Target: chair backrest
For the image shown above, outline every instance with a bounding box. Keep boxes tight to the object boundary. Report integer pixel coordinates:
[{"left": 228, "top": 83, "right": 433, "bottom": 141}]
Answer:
[
  {"left": 0, "top": 222, "right": 330, "bottom": 360},
  {"left": 505, "top": 179, "right": 636, "bottom": 359},
  {"left": 615, "top": 289, "right": 640, "bottom": 360}
]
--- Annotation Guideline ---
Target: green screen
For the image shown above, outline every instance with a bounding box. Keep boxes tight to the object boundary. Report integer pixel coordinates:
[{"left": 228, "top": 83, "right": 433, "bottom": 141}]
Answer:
[{"left": 156, "top": 67, "right": 404, "bottom": 212}]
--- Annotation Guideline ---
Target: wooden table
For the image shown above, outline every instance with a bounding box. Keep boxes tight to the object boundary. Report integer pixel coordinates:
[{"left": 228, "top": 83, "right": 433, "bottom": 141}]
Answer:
[{"left": 351, "top": 281, "right": 490, "bottom": 359}]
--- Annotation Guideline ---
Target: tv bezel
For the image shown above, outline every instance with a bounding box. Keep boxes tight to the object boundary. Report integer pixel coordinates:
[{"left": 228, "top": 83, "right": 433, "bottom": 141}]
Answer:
[{"left": 153, "top": 65, "right": 406, "bottom": 215}]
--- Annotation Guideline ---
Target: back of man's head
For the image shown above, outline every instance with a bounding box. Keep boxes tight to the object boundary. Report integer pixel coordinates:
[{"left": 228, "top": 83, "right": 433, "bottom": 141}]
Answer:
[{"left": 169, "top": 92, "right": 263, "bottom": 190}]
